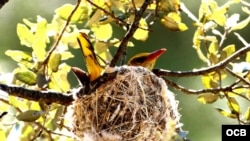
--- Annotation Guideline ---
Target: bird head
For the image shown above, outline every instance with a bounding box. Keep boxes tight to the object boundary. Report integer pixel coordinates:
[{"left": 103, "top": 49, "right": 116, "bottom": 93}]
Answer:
[{"left": 128, "top": 48, "right": 166, "bottom": 70}]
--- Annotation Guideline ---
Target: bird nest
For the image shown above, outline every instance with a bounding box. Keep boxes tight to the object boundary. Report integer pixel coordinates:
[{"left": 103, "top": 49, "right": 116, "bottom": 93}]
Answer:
[{"left": 72, "top": 66, "right": 180, "bottom": 141}]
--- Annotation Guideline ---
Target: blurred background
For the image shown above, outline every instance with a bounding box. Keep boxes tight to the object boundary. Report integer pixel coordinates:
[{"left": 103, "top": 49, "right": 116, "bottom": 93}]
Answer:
[{"left": 0, "top": 0, "right": 249, "bottom": 141}]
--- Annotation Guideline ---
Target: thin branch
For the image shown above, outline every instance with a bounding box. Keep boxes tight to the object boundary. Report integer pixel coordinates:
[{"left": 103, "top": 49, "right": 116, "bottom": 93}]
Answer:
[
  {"left": 162, "top": 77, "right": 232, "bottom": 95},
  {"left": 43, "top": 0, "right": 81, "bottom": 65},
  {"left": 153, "top": 45, "right": 250, "bottom": 77},
  {"left": 110, "top": 0, "right": 152, "bottom": 67},
  {"left": 225, "top": 67, "right": 250, "bottom": 86},
  {"left": 85, "top": 0, "right": 128, "bottom": 26}
]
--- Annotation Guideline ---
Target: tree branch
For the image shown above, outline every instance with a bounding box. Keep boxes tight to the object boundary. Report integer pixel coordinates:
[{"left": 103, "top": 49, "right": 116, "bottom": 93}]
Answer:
[
  {"left": 110, "top": 0, "right": 153, "bottom": 67},
  {"left": 153, "top": 45, "right": 250, "bottom": 77},
  {"left": 0, "top": 84, "right": 73, "bottom": 105},
  {"left": 43, "top": 0, "right": 81, "bottom": 65}
]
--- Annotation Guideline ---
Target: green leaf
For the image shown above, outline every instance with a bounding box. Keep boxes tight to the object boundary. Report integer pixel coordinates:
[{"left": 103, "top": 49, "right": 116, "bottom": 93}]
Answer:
[
  {"left": 91, "top": 23, "right": 113, "bottom": 40},
  {"left": 17, "top": 23, "right": 35, "bottom": 47},
  {"left": 16, "top": 110, "right": 44, "bottom": 122},
  {"left": 5, "top": 50, "right": 32, "bottom": 62},
  {"left": 86, "top": 9, "right": 102, "bottom": 27},
  {"left": 223, "top": 44, "right": 235, "bottom": 56},
  {"left": 55, "top": 4, "right": 89, "bottom": 23},
  {"left": 201, "top": 74, "right": 219, "bottom": 88},
  {"left": 48, "top": 63, "right": 70, "bottom": 92},
  {"left": 208, "top": 41, "right": 218, "bottom": 54},
  {"left": 215, "top": 108, "right": 237, "bottom": 119},
  {"left": 227, "top": 97, "right": 240, "bottom": 113},
  {"left": 244, "top": 107, "right": 250, "bottom": 121},
  {"left": 32, "top": 16, "right": 48, "bottom": 61},
  {"left": 15, "top": 70, "right": 36, "bottom": 85},
  {"left": 49, "top": 53, "right": 62, "bottom": 72},
  {"left": 61, "top": 51, "right": 74, "bottom": 60},
  {"left": 246, "top": 52, "right": 250, "bottom": 62},
  {"left": 95, "top": 41, "right": 112, "bottom": 65},
  {"left": 197, "top": 93, "right": 218, "bottom": 104},
  {"left": 209, "top": 2, "right": 229, "bottom": 26},
  {"left": 161, "top": 12, "right": 188, "bottom": 32},
  {"left": 0, "top": 130, "right": 6, "bottom": 141}
]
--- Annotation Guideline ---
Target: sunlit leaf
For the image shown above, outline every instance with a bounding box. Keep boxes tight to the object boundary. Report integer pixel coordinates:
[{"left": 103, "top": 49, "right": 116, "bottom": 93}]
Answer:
[
  {"left": 208, "top": 53, "right": 218, "bottom": 65},
  {"left": 32, "top": 16, "right": 48, "bottom": 61},
  {"left": 244, "top": 107, "right": 250, "bottom": 121},
  {"left": 16, "top": 110, "right": 44, "bottom": 122},
  {"left": 161, "top": 12, "right": 188, "bottom": 31},
  {"left": 209, "top": 2, "right": 229, "bottom": 26},
  {"left": 193, "top": 29, "right": 202, "bottom": 49},
  {"left": 39, "top": 101, "right": 49, "bottom": 111},
  {"left": 246, "top": 52, "right": 250, "bottom": 63},
  {"left": 158, "top": 0, "right": 180, "bottom": 12},
  {"left": 215, "top": 108, "right": 237, "bottom": 119},
  {"left": 208, "top": 41, "right": 218, "bottom": 54},
  {"left": 92, "top": 23, "right": 113, "bottom": 40},
  {"left": 49, "top": 53, "right": 62, "bottom": 72},
  {"left": 15, "top": 70, "right": 36, "bottom": 85},
  {"left": 8, "top": 97, "right": 28, "bottom": 112},
  {"left": 133, "top": 18, "right": 149, "bottom": 41},
  {"left": 61, "top": 51, "right": 74, "bottom": 60},
  {"left": 109, "top": 0, "right": 125, "bottom": 12},
  {"left": 227, "top": 97, "right": 240, "bottom": 113},
  {"left": 48, "top": 63, "right": 70, "bottom": 92},
  {"left": 5, "top": 50, "right": 32, "bottom": 62},
  {"left": 86, "top": 9, "right": 102, "bottom": 26},
  {"left": 201, "top": 74, "right": 218, "bottom": 88},
  {"left": 55, "top": 4, "right": 89, "bottom": 23},
  {"left": 17, "top": 24, "right": 35, "bottom": 47},
  {"left": 197, "top": 93, "right": 218, "bottom": 104},
  {"left": 111, "top": 38, "right": 134, "bottom": 47},
  {"left": 220, "top": 44, "right": 235, "bottom": 61},
  {"left": 0, "top": 130, "right": 6, "bottom": 141},
  {"left": 21, "top": 124, "right": 35, "bottom": 140},
  {"left": 95, "top": 41, "right": 112, "bottom": 65}
]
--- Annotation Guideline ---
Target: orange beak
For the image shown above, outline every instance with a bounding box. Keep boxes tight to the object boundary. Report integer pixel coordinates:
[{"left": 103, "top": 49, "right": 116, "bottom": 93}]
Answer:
[{"left": 146, "top": 48, "right": 166, "bottom": 62}]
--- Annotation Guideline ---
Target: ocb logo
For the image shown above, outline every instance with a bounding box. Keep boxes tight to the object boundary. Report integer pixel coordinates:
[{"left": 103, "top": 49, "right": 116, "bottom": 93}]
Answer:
[{"left": 226, "top": 129, "right": 246, "bottom": 136}]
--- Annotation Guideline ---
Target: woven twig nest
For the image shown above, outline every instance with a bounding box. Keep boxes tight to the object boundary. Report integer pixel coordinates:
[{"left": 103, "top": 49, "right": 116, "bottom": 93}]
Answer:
[{"left": 73, "top": 66, "right": 181, "bottom": 141}]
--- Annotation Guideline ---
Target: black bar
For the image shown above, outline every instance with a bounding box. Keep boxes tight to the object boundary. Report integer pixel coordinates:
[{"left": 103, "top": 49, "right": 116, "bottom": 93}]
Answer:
[{"left": 222, "top": 125, "right": 250, "bottom": 141}]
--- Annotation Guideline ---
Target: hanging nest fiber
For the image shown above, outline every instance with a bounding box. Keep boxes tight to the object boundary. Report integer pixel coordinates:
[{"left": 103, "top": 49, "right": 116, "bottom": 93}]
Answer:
[{"left": 72, "top": 66, "right": 181, "bottom": 141}]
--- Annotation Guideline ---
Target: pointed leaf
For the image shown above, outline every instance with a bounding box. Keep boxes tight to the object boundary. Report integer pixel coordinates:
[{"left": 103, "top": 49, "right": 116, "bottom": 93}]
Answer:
[
  {"left": 215, "top": 108, "right": 237, "bottom": 119},
  {"left": 227, "top": 97, "right": 240, "bottom": 113},
  {"left": 161, "top": 12, "right": 188, "bottom": 31},
  {"left": 222, "top": 44, "right": 235, "bottom": 57},
  {"left": 244, "top": 107, "right": 250, "bottom": 121},
  {"left": 32, "top": 16, "right": 48, "bottom": 61},
  {"left": 17, "top": 24, "right": 35, "bottom": 47},
  {"left": 49, "top": 53, "right": 62, "bottom": 72},
  {"left": 55, "top": 4, "right": 89, "bottom": 23},
  {"left": 16, "top": 110, "right": 44, "bottom": 122},
  {"left": 5, "top": 50, "right": 32, "bottom": 62},
  {"left": 197, "top": 93, "right": 218, "bottom": 104},
  {"left": 15, "top": 70, "right": 36, "bottom": 85}
]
